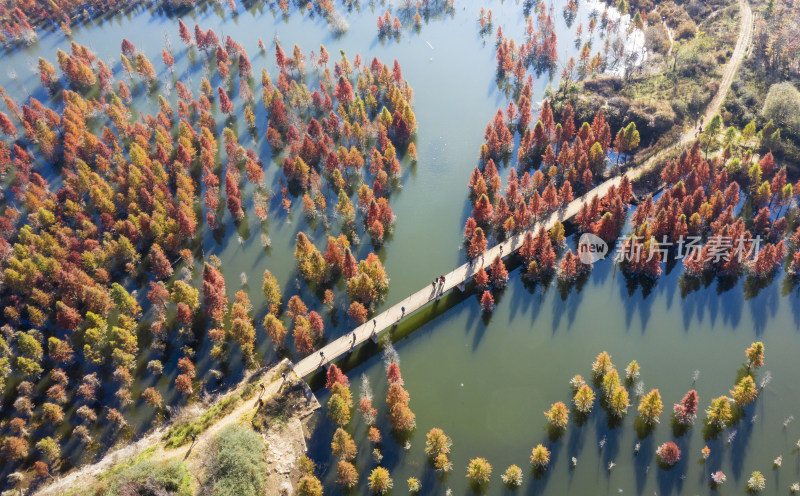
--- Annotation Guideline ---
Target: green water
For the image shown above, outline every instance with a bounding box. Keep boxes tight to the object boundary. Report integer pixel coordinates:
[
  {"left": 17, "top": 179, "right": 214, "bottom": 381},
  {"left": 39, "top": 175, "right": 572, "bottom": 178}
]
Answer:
[{"left": 5, "top": 0, "right": 798, "bottom": 494}]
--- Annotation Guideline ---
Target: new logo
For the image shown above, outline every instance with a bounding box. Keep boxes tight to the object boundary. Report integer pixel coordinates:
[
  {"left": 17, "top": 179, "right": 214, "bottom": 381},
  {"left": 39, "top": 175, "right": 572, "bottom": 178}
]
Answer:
[{"left": 577, "top": 233, "right": 608, "bottom": 265}]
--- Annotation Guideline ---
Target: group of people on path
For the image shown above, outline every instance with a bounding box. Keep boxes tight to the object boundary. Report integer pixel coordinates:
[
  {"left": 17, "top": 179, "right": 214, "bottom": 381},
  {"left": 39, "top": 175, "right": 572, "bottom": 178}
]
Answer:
[{"left": 431, "top": 274, "right": 446, "bottom": 300}]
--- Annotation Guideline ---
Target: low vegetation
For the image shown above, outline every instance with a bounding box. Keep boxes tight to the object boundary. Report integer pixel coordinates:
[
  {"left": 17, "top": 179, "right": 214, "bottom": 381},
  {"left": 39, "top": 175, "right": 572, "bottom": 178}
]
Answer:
[
  {"left": 555, "top": 0, "right": 742, "bottom": 154},
  {"left": 204, "top": 425, "right": 267, "bottom": 496},
  {"left": 723, "top": 0, "right": 800, "bottom": 166},
  {"left": 96, "top": 457, "right": 191, "bottom": 496},
  {"left": 163, "top": 379, "right": 260, "bottom": 448}
]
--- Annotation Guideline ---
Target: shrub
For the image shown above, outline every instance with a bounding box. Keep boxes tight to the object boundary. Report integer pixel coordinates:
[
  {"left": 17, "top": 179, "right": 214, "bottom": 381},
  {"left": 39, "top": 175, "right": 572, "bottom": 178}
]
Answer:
[
  {"left": 163, "top": 394, "right": 242, "bottom": 448},
  {"left": 762, "top": 83, "right": 800, "bottom": 136},
  {"left": 103, "top": 459, "right": 191, "bottom": 496},
  {"left": 645, "top": 25, "right": 670, "bottom": 54},
  {"left": 675, "top": 19, "right": 697, "bottom": 39},
  {"left": 207, "top": 425, "right": 266, "bottom": 496}
]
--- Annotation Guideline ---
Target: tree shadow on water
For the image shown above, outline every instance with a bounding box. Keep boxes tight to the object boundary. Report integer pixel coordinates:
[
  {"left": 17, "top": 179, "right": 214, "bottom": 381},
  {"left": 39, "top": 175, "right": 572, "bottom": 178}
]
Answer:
[
  {"left": 566, "top": 412, "right": 588, "bottom": 482},
  {"left": 527, "top": 464, "right": 553, "bottom": 495},
  {"left": 508, "top": 271, "right": 546, "bottom": 326},
  {"left": 655, "top": 456, "right": 685, "bottom": 496},
  {"left": 634, "top": 434, "right": 655, "bottom": 494},
  {"left": 728, "top": 404, "right": 756, "bottom": 480},
  {"left": 619, "top": 273, "right": 654, "bottom": 334},
  {"left": 595, "top": 412, "right": 623, "bottom": 477},
  {"left": 780, "top": 276, "right": 800, "bottom": 329},
  {"left": 745, "top": 274, "right": 781, "bottom": 336}
]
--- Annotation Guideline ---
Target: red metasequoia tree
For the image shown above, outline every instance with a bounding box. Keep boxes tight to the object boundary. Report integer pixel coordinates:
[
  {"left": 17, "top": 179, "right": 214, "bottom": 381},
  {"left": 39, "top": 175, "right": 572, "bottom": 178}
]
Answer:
[
  {"left": 225, "top": 171, "right": 244, "bottom": 221},
  {"left": 326, "top": 364, "right": 349, "bottom": 389},
  {"left": 656, "top": 442, "right": 680, "bottom": 466},
  {"left": 467, "top": 227, "right": 488, "bottom": 259},
  {"left": 293, "top": 322, "right": 314, "bottom": 355},
  {"left": 474, "top": 267, "right": 489, "bottom": 290},
  {"left": 347, "top": 301, "right": 368, "bottom": 324},
  {"left": 149, "top": 243, "right": 173, "bottom": 280},
  {"left": 121, "top": 38, "right": 136, "bottom": 58},
  {"left": 673, "top": 389, "right": 699, "bottom": 425},
  {"left": 178, "top": 19, "right": 192, "bottom": 45},
  {"left": 202, "top": 264, "right": 228, "bottom": 324},
  {"left": 334, "top": 77, "right": 354, "bottom": 104},
  {"left": 387, "top": 362, "right": 403, "bottom": 384},
  {"left": 308, "top": 310, "right": 324, "bottom": 339},
  {"left": 489, "top": 256, "right": 508, "bottom": 288},
  {"left": 480, "top": 290, "right": 495, "bottom": 312},
  {"left": 218, "top": 87, "right": 234, "bottom": 115},
  {"left": 175, "top": 374, "right": 193, "bottom": 395}
]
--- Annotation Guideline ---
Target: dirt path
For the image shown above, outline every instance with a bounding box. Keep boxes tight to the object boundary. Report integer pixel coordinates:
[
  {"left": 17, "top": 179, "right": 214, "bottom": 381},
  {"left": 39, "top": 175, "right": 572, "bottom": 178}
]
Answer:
[
  {"left": 617, "top": 0, "right": 752, "bottom": 175},
  {"left": 34, "top": 360, "right": 309, "bottom": 496},
  {"left": 703, "top": 0, "right": 753, "bottom": 125},
  {"left": 663, "top": 21, "right": 674, "bottom": 59}
]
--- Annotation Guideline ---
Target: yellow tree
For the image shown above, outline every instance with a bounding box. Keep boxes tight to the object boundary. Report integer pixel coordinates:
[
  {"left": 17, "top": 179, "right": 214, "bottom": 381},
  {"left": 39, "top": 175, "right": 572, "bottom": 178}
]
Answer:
[
  {"left": 544, "top": 402, "right": 569, "bottom": 429},
  {"left": 637, "top": 389, "right": 663, "bottom": 425},
  {"left": 609, "top": 386, "right": 630, "bottom": 418},
  {"left": 745, "top": 342, "right": 765, "bottom": 369},
  {"left": 466, "top": 458, "right": 492, "bottom": 485},
  {"left": 730, "top": 376, "right": 758, "bottom": 407},
  {"left": 530, "top": 444, "right": 550, "bottom": 470},
  {"left": 592, "top": 351, "right": 614, "bottom": 378},
  {"left": 574, "top": 384, "right": 595, "bottom": 414},
  {"left": 705, "top": 396, "right": 733, "bottom": 430},
  {"left": 331, "top": 428, "right": 357, "bottom": 460}
]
